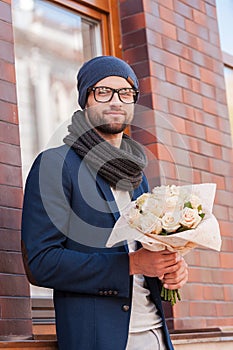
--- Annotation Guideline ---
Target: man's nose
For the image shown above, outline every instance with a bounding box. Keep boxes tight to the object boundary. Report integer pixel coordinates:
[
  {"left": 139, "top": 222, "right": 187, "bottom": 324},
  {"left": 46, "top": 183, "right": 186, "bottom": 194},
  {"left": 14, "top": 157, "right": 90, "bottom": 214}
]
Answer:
[{"left": 109, "top": 91, "right": 122, "bottom": 104}]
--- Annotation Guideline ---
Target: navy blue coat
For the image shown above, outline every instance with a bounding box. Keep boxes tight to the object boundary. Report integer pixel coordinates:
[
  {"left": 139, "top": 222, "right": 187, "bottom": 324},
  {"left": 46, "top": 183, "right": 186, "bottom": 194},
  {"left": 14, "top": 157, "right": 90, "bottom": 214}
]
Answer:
[{"left": 21, "top": 145, "right": 174, "bottom": 350}]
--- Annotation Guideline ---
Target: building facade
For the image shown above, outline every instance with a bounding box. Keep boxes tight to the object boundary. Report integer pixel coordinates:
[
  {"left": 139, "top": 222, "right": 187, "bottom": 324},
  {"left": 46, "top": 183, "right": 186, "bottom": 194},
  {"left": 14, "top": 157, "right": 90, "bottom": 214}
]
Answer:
[{"left": 0, "top": 0, "right": 233, "bottom": 348}]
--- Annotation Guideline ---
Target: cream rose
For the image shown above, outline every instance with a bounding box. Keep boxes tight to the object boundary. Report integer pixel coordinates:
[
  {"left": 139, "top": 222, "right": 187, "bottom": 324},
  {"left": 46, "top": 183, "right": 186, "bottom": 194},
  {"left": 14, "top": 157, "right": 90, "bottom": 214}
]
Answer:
[
  {"left": 161, "top": 211, "right": 181, "bottom": 233},
  {"left": 165, "top": 195, "right": 184, "bottom": 212},
  {"left": 180, "top": 207, "right": 202, "bottom": 228},
  {"left": 139, "top": 212, "right": 162, "bottom": 234},
  {"left": 141, "top": 196, "right": 164, "bottom": 217}
]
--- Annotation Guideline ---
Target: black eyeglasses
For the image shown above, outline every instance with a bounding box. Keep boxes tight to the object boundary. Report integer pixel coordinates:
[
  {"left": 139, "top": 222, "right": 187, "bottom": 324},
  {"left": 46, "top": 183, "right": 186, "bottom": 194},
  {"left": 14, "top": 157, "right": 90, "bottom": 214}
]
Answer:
[{"left": 88, "top": 86, "right": 139, "bottom": 104}]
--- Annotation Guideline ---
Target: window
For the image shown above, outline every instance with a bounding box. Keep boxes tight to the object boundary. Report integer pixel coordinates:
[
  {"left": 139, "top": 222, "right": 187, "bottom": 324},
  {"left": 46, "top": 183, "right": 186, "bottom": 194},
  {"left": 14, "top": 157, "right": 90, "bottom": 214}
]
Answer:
[
  {"left": 12, "top": 0, "right": 121, "bottom": 323},
  {"left": 216, "top": 0, "right": 233, "bottom": 139}
]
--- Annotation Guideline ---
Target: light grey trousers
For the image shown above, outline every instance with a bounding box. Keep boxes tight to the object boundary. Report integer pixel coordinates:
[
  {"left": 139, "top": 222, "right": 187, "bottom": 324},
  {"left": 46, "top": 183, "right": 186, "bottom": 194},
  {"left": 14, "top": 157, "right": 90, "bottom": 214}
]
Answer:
[{"left": 126, "top": 328, "right": 168, "bottom": 350}]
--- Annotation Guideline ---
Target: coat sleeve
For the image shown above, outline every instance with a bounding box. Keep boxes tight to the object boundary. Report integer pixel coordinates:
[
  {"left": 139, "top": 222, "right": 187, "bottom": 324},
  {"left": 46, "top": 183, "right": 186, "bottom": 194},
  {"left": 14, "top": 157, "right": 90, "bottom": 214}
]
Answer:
[{"left": 21, "top": 149, "right": 130, "bottom": 297}]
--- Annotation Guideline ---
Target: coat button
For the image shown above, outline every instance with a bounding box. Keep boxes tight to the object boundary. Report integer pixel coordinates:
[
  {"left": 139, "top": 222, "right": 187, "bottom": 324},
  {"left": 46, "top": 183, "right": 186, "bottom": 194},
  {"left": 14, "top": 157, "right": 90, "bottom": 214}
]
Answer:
[{"left": 122, "top": 304, "right": 130, "bottom": 312}]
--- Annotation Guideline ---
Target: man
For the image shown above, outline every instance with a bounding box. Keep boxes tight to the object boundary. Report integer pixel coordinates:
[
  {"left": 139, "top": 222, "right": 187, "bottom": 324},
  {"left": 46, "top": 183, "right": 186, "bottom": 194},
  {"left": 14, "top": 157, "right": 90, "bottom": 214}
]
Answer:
[{"left": 21, "top": 56, "right": 188, "bottom": 350}]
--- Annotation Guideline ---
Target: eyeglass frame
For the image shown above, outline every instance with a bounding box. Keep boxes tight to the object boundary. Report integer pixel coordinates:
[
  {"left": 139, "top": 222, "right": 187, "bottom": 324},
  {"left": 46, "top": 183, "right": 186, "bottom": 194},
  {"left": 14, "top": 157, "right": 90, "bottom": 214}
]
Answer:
[{"left": 87, "top": 86, "right": 139, "bottom": 104}]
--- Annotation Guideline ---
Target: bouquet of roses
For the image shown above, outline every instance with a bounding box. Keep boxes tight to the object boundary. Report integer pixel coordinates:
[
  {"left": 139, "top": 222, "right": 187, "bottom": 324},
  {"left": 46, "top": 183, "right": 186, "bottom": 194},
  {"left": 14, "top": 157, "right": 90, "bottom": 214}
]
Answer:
[{"left": 106, "top": 183, "right": 221, "bottom": 305}]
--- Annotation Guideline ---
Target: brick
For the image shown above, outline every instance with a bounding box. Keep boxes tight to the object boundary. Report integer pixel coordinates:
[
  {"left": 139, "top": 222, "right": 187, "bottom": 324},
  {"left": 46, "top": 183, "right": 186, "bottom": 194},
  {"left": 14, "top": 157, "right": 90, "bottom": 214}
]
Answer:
[
  {"left": 220, "top": 252, "right": 233, "bottom": 269},
  {"left": 168, "top": 100, "right": 194, "bottom": 120},
  {"left": 183, "top": 90, "right": 202, "bottom": 109},
  {"left": 145, "top": 13, "right": 177, "bottom": 40},
  {"left": 0, "top": 319, "right": 32, "bottom": 337},
  {"left": 124, "top": 44, "right": 148, "bottom": 64},
  {"left": 0, "top": 163, "right": 22, "bottom": 187},
  {"left": 151, "top": 93, "right": 169, "bottom": 112},
  {"left": 223, "top": 285, "right": 233, "bottom": 301},
  {"left": 205, "top": 2, "right": 217, "bottom": 19},
  {"left": 162, "top": 36, "right": 190, "bottom": 59},
  {"left": 0, "top": 142, "right": 21, "bottom": 166},
  {"left": 122, "top": 28, "right": 147, "bottom": 50},
  {"left": 0, "top": 229, "right": 21, "bottom": 251},
  {"left": 121, "top": 12, "right": 145, "bottom": 34},
  {"left": 185, "top": 120, "right": 206, "bottom": 139},
  {"left": 216, "top": 302, "right": 233, "bottom": 317},
  {"left": 0, "top": 39, "right": 14, "bottom": 63},
  {"left": 185, "top": 18, "right": 209, "bottom": 40},
  {"left": 0, "top": 274, "right": 30, "bottom": 296},
  {"left": 0, "top": 207, "right": 22, "bottom": 230},
  {"left": 194, "top": 110, "right": 218, "bottom": 129},
  {"left": 190, "top": 301, "right": 217, "bottom": 317},
  {"left": 146, "top": 29, "right": 163, "bottom": 48},
  {"left": 205, "top": 126, "right": 224, "bottom": 145},
  {"left": 132, "top": 127, "right": 157, "bottom": 145},
  {"left": 180, "top": 58, "right": 200, "bottom": 79},
  {"left": 221, "top": 238, "right": 233, "bottom": 253},
  {"left": 155, "top": 127, "right": 172, "bottom": 146},
  {"left": 159, "top": 4, "right": 185, "bottom": 29},
  {"left": 203, "top": 285, "right": 224, "bottom": 301},
  {"left": 201, "top": 172, "right": 225, "bottom": 190},
  {"left": 199, "top": 250, "right": 221, "bottom": 268},
  {"left": 203, "top": 97, "right": 219, "bottom": 115},
  {"left": 0, "top": 19, "right": 13, "bottom": 42},
  {"left": 157, "top": 160, "right": 176, "bottom": 180},
  {"left": 0, "top": 297, "right": 31, "bottom": 319},
  {"left": 190, "top": 152, "right": 210, "bottom": 171},
  {"left": 0, "top": 60, "right": 15, "bottom": 83},
  {"left": 149, "top": 61, "right": 165, "bottom": 80},
  {"left": 0, "top": 184, "right": 23, "bottom": 208},
  {"left": 143, "top": 0, "right": 159, "bottom": 15},
  {"left": 0, "top": 121, "right": 20, "bottom": 144},
  {"left": 200, "top": 67, "right": 225, "bottom": 88},
  {"left": 151, "top": 79, "right": 183, "bottom": 102},
  {"left": 197, "top": 37, "right": 221, "bottom": 59},
  {"left": 150, "top": 46, "right": 180, "bottom": 70},
  {"left": 157, "top": 144, "right": 174, "bottom": 162},
  {"left": 0, "top": 100, "right": 18, "bottom": 124},
  {"left": 0, "top": 251, "right": 25, "bottom": 274},
  {"left": 144, "top": 143, "right": 158, "bottom": 162},
  {"left": 213, "top": 204, "right": 229, "bottom": 221},
  {"left": 177, "top": 28, "right": 198, "bottom": 50},
  {"left": 166, "top": 67, "right": 192, "bottom": 89},
  {"left": 156, "top": 113, "right": 186, "bottom": 134},
  {"left": 0, "top": 80, "right": 17, "bottom": 103},
  {"left": 173, "top": 0, "right": 193, "bottom": 19},
  {"left": 119, "top": 0, "right": 143, "bottom": 18},
  {"left": 0, "top": 1, "right": 12, "bottom": 23},
  {"left": 209, "top": 158, "right": 233, "bottom": 177}
]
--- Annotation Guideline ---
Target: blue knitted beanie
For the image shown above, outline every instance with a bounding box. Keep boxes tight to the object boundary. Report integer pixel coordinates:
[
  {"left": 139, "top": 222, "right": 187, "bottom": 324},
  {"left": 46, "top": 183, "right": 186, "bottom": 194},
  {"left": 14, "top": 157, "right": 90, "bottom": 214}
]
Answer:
[{"left": 77, "top": 55, "right": 139, "bottom": 109}]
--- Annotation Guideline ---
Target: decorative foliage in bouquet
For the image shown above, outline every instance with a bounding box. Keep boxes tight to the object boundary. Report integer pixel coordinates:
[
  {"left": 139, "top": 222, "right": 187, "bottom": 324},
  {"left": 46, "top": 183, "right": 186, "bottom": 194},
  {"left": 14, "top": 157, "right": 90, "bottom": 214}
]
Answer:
[{"left": 125, "top": 185, "right": 206, "bottom": 305}]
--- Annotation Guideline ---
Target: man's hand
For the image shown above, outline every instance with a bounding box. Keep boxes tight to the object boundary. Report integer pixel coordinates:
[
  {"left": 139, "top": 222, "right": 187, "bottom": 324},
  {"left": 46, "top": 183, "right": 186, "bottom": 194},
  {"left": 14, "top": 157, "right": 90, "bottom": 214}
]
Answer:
[{"left": 129, "top": 248, "right": 188, "bottom": 289}]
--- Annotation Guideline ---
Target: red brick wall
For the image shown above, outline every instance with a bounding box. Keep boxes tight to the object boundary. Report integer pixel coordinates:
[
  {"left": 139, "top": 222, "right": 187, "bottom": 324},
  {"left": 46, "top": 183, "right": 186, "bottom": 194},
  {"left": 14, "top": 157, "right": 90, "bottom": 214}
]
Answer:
[
  {"left": 120, "top": 0, "right": 233, "bottom": 330},
  {"left": 0, "top": 0, "right": 32, "bottom": 338}
]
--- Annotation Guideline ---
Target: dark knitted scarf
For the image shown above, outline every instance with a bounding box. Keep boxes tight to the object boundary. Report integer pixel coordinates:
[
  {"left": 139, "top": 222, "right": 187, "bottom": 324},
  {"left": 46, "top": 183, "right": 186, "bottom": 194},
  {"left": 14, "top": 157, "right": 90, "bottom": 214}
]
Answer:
[{"left": 63, "top": 110, "right": 147, "bottom": 191}]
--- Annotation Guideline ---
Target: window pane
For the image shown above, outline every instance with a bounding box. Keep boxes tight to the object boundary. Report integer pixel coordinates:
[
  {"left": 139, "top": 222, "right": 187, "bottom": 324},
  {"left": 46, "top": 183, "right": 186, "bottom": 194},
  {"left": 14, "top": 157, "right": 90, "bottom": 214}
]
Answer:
[
  {"left": 12, "top": 0, "right": 102, "bottom": 183},
  {"left": 224, "top": 66, "right": 233, "bottom": 137},
  {"left": 216, "top": 0, "right": 233, "bottom": 56}
]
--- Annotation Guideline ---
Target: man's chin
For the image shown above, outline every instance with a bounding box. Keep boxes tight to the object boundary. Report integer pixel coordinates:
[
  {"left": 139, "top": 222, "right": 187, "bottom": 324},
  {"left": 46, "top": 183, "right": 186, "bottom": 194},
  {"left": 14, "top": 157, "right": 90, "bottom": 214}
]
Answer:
[{"left": 95, "top": 123, "right": 127, "bottom": 134}]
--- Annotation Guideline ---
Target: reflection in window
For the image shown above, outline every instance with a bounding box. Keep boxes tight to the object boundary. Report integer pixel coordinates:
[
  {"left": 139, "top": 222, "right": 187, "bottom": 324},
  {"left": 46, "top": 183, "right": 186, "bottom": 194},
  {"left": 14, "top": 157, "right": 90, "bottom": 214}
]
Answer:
[
  {"left": 12, "top": 0, "right": 102, "bottom": 299},
  {"left": 224, "top": 67, "right": 233, "bottom": 137},
  {"left": 12, "top": 0, "right": 102, "bottom": 183}
]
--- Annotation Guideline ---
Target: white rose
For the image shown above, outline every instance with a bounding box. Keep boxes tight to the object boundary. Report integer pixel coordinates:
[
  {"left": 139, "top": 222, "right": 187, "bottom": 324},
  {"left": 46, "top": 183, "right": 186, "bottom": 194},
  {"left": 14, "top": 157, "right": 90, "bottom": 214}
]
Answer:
[
  {"left": 189, "top": 194, "right": 202, "bottom": 210},
  {"left": 169, "top": 185, "right": 180, "bottom": 196},
  {"left": 161, "top": 211, "right": 181, "bottom": 233},
  {"left": 136, "top": 193, "right": 150, "bottom": 211},
  {"left": 165, "top": 195, "right": 184, "bottom": 212},
  {"left": 152, "top": 185, "right": 168, "bottom": 199},
  {"left": 125, "top": 207, "right": 140, "bottom": 227},
  {"left": 180, "top": 207, "right": 202, "bottom": 229},
  {"left": 139, "top": 212, "right": 162, "bottom": 234},
  {"left": 141, "top": 196, "right": 164, "bottom": 217}
]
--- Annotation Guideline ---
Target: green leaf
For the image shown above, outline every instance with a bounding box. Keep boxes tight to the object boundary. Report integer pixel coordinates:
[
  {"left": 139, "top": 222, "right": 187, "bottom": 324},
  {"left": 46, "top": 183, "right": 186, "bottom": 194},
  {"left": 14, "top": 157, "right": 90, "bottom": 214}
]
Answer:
[{"left": 184, "top": 201, "right": 192, "bottom": 209}]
